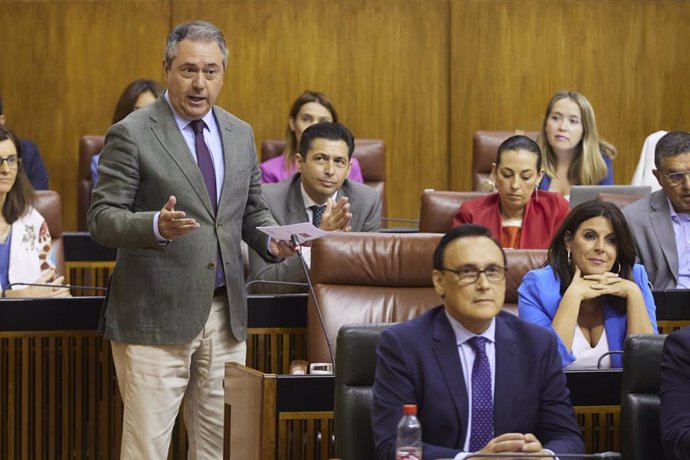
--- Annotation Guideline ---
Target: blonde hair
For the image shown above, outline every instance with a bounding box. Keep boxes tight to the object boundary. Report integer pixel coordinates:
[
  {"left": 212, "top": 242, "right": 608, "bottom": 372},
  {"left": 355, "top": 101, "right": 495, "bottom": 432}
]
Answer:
[{"left": 537, "top": 90, "right": 616, "bottom": 185}]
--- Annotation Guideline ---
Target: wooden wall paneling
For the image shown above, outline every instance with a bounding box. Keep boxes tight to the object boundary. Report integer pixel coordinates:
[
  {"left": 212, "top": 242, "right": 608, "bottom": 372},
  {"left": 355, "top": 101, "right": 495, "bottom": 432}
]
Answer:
[
  {"left": 450, "top": 0, "right": 690, "bottom": 192},
  {"left": 1, "top": 1, "right": 171, "bottom": 230},
  {"left": 173, "top": 0, "right": 451, "bottom": 222}
]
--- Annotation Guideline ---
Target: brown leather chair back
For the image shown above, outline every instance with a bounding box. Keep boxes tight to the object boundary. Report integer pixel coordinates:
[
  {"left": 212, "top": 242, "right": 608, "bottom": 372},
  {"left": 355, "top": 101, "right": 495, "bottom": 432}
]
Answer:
[
  {"left": 77, "top": 135, "right": 105, "bottom": 231},
  {"left": 419, "top": 190, "right": 487, "bottom": 233},
  {"left": 597, "top": 192, "right": 645, "bottom": 209},
  {"left": 473, "top": 131, "right": 539, "bottom": 191},
  {"left": 33, "top": 190, "right": 65, "bottom": 276},
  {"left": 307, "top": 232, "right": 442, "bottom": 363},
  {"left": 503, "top": 249, "right": 548, "bottom": 313},
  {"left": 307, "top": 233, "right": 547, "bottom": 362},
  {"left": 260, "top": 138, "right": 387, "bottom": 216}
]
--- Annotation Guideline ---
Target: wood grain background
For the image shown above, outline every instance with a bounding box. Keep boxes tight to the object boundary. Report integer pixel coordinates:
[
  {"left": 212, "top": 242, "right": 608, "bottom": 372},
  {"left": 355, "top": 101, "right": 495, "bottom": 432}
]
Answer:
[{"left": 2, "top": 0, "right": 688, "bottom": 229}]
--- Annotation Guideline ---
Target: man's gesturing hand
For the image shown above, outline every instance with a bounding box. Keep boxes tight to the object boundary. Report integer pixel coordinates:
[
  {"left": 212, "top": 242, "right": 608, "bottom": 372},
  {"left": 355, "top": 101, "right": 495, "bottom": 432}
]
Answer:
[{"left": 158, "top": 195, "right": 200, "bottom": 240}]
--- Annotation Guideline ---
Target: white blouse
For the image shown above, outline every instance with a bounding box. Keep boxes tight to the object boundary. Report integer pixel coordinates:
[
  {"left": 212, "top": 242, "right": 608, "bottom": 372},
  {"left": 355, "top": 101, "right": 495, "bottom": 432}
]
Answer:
[{"left": 567, "top": 326, "right": 611, "bottom": 370}]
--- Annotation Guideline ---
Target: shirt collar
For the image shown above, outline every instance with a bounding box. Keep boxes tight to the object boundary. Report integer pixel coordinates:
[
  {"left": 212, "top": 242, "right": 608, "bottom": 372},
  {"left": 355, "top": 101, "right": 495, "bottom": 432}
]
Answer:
[
  {"left": 665, "top": 196, "right": 690, "bottom": 223},
  {"left": 444, "top": 309, "right": 496, "bottom": 346}
]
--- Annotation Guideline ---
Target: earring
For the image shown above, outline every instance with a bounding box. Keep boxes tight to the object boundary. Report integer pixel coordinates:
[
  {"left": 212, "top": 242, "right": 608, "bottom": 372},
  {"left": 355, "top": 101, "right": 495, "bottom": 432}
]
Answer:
[
  {"left": 567, "top": 250, "right": 571, "bottom": 265},
  {"left": 613, "top": 261, "right": 621, "bottom": 274}
]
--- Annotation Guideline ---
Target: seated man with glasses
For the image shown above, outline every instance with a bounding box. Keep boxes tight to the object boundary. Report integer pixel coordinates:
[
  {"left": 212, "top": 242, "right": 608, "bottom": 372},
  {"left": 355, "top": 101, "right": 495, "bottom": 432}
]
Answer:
[
  {"left": 371, "top": 224, "right": 584, "bottom": 460},
  {"left": 623, "top": 131, "right": 690, "bottom": 289}
]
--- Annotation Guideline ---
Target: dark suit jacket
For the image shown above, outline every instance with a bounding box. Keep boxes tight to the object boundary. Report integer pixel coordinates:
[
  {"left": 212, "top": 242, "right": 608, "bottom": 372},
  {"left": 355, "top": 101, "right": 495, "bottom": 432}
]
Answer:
[
  {"left": 20, "top": 139, "right": 49, "bottom": 190},
  {"left": 88, "top": 97, "right": 278, "bottom": 344},
  {"left": 371, "top": 307, "right": 584, "bottom": 460},
  {"left": 248, "top": 173, "right": 381, "bottom": 292},
  {"left": 660, "top": 326, "right": 690, "bottom": 460},
  {"left": 622, "top": 191, "right": 678, "bottom": 289}
]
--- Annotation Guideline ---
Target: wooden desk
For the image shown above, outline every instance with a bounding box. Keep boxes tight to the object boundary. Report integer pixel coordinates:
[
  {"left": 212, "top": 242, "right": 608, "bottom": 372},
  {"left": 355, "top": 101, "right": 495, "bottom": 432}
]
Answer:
[
  {"left": 224, "top": 364, "right": 622, "bottom": 460},
  {"left": 654, "top": 289, "right": 690, "bottom": 333},
  {"left": 63, "top": 231, "right": 116, "bottom": 295},
  {"left": 0, "top": 297, "right": 188, "bottom": 460}
]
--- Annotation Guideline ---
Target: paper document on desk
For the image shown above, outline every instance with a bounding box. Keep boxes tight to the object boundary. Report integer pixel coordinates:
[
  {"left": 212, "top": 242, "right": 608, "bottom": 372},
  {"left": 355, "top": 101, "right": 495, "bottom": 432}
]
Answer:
[{"left": 257, "top": 222, "right": 332, "bottom": 244}]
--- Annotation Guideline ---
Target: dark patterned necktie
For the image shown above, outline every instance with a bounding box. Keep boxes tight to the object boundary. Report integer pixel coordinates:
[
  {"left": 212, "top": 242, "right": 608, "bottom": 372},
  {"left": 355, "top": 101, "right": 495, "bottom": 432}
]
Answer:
[
  {"left": 311, "top": 205, "right": 326, "bottom": 228},
  {"left": 189, "top": 119, "right": 224, "bottom": 287},
  {"left": 468, "top": 336, "right": 493, "bottom": 452},
  {"left": 189, "top": 119, "right": 217, "bottom": 213}
]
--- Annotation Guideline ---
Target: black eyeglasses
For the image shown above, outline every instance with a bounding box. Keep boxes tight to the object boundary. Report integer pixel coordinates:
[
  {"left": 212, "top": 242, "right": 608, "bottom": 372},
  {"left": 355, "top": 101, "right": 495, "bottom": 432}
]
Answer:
[
  {"left": 0, "top": 155, "right": 21, "bottom": 170},
  {"left": 662, "top": 170, "right": 690, "bottom": 186},
  {"left": 440, "top": 265, "right": 507, "bottom": 284}
]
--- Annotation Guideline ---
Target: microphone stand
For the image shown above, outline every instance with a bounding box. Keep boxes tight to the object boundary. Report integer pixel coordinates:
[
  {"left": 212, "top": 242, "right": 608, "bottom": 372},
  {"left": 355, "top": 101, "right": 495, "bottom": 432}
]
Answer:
[
  {"left": 1, "top": 282, "right": 108, "bottom": 298},
  {"left": 596, "top": 350, "right": 624, "bottom": 369},
  {"left": 290, "top": 234, "right": 336, "bottom": 368}
]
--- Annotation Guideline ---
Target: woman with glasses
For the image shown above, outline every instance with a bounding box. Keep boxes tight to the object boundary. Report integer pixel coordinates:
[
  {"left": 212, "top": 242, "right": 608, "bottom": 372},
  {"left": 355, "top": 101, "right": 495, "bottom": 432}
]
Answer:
[
  {"left": 0, "top": 125, "right": 68, "bottom": 298},
  {"left": 537, "top": 90, "right": 617, "bottom": 198},
  {"left": 454, "top": 135, "right": 570, "bottom": 249},
  {"left": 260, "top": 90, "right": 363, "bottom": 184},
  {"left": 518, "top": 200, "right": 656, "bottom": 369}
]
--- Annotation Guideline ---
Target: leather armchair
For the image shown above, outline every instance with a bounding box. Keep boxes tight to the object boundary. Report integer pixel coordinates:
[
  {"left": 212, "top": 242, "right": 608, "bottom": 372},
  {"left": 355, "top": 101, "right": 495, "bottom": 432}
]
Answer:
[
  {"left": 621, "top": 334, "right": 667, "bottom": 460},
  {"left": 503, "top": 248, "right": 547, "bottom": 314},
  {"left": 419, "top": 190, "right": 487, "bottom": 233},
  {"left": 260, "top": 138, "right": 387, "bottom": 216},
  {"left": 472, "top": 131, "right": 538, "bottom": 191},
  {"left": 334, "top": 323, "right": 389, "bottom": 460},
  {"left": 77, "top": 135, "right": 105, "bottom": 231},
  {"left": 34, "top": 190, "right": 65, "bottom": 276},
  {"left": 306, "top": 233, "right": 547, "bottom": 363},
  {"left": 307, "top": 232, "right": 442, "bottom": 363}
]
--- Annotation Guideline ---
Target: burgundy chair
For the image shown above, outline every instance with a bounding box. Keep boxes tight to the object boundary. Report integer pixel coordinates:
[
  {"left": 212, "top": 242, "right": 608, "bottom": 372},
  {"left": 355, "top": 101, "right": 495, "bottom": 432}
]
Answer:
[
  {"left": 472, "top": 130, "right": 539, "bottom": 191},
  {"left": 419, "top": 190, "right": 487, "bottom": 233},
  {"left": 77, "top": 135, "right": 105, "bottom": 231},
  {"left": 260, "top": 138, "right": 387, "bottom": 217},
  {"left": 306, "top": 232, "right": 547, "bottom": 363}
]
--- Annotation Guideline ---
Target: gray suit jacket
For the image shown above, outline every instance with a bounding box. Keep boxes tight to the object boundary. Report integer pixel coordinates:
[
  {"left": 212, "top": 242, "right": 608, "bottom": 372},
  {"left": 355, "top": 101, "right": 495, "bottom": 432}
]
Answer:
[
  {"left": 248, "top": 174, "right": 381, "bottom": 292},
  {"left": 88, "top": 97, "right": 278, "bottom": 344},
  {"left": 622, "top": 190, "right": 678, "bottom": 289}
]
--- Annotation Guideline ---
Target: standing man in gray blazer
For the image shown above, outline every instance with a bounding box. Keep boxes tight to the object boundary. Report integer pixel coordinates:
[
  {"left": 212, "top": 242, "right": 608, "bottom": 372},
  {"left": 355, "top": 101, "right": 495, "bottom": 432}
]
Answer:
[
  {"left": 248, "top": 122, "right": 381, "bottom": 293},
  {"left": 88, "top": 20, "right": 292, "bottom": 459},
  {"left": 623, "top": 131, "right": 690, "bottom": 289}
]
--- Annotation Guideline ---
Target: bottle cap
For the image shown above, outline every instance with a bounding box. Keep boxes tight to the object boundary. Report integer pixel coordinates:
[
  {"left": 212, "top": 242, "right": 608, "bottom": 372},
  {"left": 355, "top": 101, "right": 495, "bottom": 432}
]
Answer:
[{"left": 402, "top": 404, "right": 417, "bottom": 415}]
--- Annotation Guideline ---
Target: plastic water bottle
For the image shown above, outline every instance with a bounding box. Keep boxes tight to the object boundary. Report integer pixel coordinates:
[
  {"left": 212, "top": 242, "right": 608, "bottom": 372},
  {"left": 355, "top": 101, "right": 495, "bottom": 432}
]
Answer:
[{"left": 396, "top": 404, "right": 422, "bottom": 460}]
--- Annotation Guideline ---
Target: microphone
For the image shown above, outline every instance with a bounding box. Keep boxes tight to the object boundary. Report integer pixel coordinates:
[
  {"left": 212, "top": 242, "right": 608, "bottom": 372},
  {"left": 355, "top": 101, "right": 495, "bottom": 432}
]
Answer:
[
  {"left": 1, "top": 282, "right": 108, "bottom": 298},
  {"left": 596, "top": 350, "right": 624, "bottom": 369},
  {"left": 463, "top": 451, "right": 621, "bottom": 459},
  {"left": 290, "top": 233, "right": 335, "bottom": 367}
]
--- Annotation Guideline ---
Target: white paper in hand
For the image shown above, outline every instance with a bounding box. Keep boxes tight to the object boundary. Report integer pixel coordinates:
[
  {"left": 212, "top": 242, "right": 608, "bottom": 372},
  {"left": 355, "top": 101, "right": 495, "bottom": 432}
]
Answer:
[{"left": 257, "top": 222, "right": 331, "bottom": 244}]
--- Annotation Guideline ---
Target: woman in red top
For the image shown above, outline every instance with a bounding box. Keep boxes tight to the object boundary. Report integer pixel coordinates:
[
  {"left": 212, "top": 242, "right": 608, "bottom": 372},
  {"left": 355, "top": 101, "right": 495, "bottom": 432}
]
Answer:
[{"left": 454, "top": 135, "right": 569, "bottom": 249}]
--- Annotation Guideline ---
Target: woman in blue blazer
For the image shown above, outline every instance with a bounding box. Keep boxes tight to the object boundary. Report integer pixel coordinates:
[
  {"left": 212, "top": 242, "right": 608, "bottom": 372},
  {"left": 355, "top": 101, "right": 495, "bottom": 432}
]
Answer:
[{"left": 518, "top": 200, "right": 657, "bottom": 368}]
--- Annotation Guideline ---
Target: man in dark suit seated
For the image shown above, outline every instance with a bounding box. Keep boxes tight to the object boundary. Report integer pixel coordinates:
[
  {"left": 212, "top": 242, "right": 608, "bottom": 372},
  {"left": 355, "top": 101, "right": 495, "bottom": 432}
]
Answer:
[
  {"left": 248, "top": 122, "right": 381, "bottom": 293},
  {"left": 371, "top": 224, "right": 584, "bottom": 459},
  {"left": 660, "top": 326, "right": 690, "bottom": 460},
  {"left": 623, "top": 131, "right": 690, "bottom": 289},
  {"left": 0, "top": 96, "right": 49, "bottom": 190}
]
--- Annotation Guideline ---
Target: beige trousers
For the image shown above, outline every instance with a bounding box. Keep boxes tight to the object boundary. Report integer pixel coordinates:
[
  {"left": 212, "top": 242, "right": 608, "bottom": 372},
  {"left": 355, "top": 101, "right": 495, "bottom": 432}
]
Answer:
[{"left": 111, "top": 296, "right": 246, "bottom": 460}]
